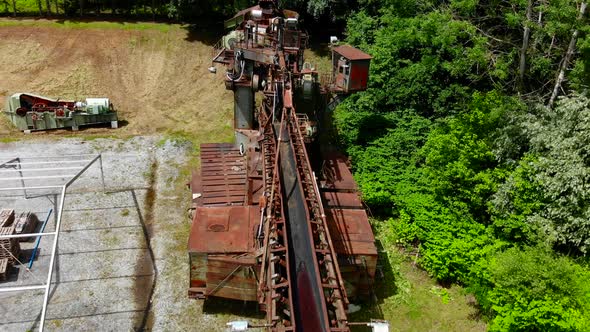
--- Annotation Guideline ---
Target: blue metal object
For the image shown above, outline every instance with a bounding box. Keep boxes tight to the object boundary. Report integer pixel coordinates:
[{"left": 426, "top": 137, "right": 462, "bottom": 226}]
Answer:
[{"left": 28, "top": 209, "right": 53, "bottom": 269}]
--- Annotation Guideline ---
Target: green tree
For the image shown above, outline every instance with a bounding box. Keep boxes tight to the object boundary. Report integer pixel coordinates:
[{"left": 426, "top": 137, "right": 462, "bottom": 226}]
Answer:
[{"left": 494, "top": 95, "right": 590, "bottom": 254}]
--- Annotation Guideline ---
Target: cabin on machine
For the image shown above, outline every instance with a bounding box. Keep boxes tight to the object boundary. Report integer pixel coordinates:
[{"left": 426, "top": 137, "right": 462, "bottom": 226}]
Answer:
[{"left": 332, "top": 45, "right": 372, "bottom": 93}]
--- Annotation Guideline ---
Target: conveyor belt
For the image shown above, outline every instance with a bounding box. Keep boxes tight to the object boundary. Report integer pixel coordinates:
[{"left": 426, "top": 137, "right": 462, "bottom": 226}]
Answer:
[
  {"left": 258, "top": 107, "right": 350, "bottom": 331},
  {"left": 279, "top": 122, "right": 329, "bottom": 331}
]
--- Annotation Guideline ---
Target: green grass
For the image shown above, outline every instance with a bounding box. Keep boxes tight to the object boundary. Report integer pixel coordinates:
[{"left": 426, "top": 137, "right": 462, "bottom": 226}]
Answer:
[
  {"left": 75, "top": 134, "right": 118, "bottom": 141},
  {"left": 156, "top": 130, "right": 194, "bottom": 148},
  {"left": 305, "top": 47, "right": 332, "bottom": 75},
  {"left": 1, "top": 0, "right": 164, "bottom": 19},
  {"left": 0, "top": 136, "right": 20, "bottom": 143}
]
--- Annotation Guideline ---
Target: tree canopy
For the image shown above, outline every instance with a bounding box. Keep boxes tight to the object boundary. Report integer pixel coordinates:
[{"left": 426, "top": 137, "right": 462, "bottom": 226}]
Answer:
[{"left": 335, "top": 0, "right": 590, "bottom": 330}]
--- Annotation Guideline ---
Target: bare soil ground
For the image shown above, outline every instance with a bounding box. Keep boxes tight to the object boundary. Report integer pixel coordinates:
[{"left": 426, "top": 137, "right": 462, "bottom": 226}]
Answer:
[{"left": 0, "top": 19, "right": 233, "bottom": 140}]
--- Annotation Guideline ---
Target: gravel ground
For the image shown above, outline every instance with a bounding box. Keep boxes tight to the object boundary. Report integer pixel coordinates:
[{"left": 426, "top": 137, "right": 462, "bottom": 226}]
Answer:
[{"left": 0, "top": 136, "right": 260, "bottom": 332}]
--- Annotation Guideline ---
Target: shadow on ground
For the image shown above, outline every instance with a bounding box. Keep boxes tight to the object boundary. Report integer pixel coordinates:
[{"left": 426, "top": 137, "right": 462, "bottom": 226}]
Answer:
[
  {"left": 348, "top": 238, "right": 399, "bottom": 322},
  {"left": 203, "top": 297, "right": 265, "bottom": 320},
  {"left": 182, "top": 20, "right": 224, "bottom": 45}
]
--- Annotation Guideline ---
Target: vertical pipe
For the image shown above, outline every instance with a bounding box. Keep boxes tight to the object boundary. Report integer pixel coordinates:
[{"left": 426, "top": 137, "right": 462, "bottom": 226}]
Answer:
[
  {"left": 272, "top": 83, "right": 277, "bottom": 123},
  {"left": 39, "top": 185, "right": 66, "bottom": 332},
  {"left": 255, "top": 23, "right": 259, "bottom": 46},
  {"left": 28, "top": 209, "right": 53, "bottom": 269},
  {"left": 99, "top": 154, "right": 105, "bottom": 192},
  {"left": 17, "top": 157, "right": 27, "bottom": 199}
]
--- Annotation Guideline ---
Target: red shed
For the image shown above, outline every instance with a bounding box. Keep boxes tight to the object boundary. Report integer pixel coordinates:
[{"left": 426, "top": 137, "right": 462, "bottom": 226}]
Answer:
[{"left": 332, "top": 45, "right": 372, "bottom": 93}]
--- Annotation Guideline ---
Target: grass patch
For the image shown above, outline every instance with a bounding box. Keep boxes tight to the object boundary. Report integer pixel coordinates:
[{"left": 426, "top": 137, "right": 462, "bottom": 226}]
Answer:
[
  {"left": 50, "top": 319, "right": 63, "bottom": 328},
  {"left": 103, "top": 232, "right": 121, "bottom": 249},
  {"left": 0, "top": 18, "right": 179, "bottom": 32},
  {"left": 77, "top": 134, "right": 119, "bottom": 141},
  {"left": 0, "top": 136, "right": 19, "bottom": 143},
  {"left": 156, "top": 130, "right": 194, "bottom": 148},
  {"left": 304, "top": 48, "right": 332, "bottom": 78}
]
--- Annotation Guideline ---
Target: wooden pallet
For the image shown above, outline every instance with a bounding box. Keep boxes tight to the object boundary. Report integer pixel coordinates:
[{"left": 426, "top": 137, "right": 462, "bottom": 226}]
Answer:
[
  {"left": 0, "top": 226, "right": 20, "bottom": 264},
  {"left": 0, "top": 209, "right": 14, "bottom": 227},
  {"left": 14, "top": 212, "right": 38, "bottom": 242},
  {"left": 0, "top": 258, "right": 8, "bottom": 281}
]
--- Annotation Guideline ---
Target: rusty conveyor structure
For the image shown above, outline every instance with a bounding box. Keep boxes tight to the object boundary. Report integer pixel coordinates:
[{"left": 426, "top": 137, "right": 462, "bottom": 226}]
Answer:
[
  {"left": 188, "top": 1, "right": 385, "bottom": 331},
  {"left": 257, "top": 104, "right": 348, "bottom": 330}
]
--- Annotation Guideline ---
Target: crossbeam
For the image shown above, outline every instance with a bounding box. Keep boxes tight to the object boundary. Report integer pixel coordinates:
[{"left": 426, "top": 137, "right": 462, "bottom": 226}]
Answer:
[
  {"left": 0, "top": 159, "right": 93, "bottom": 166},
  {"left": 0, "top": 166, "right": 84, "bottom": 173}
]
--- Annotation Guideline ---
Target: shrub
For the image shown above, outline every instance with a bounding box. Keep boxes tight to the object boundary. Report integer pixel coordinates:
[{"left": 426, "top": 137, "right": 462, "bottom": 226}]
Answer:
[{"left": 470, "top": 246, "right": 590, "bottom": 331}]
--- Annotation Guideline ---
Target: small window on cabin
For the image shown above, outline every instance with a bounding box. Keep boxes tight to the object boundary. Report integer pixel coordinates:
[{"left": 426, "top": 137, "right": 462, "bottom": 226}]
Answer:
[
  {"left": 339, "top": 66, "right": 344, "bottom": 74},
  {"left": 345, "top": 67, "right": 350, "bottom": 75}
]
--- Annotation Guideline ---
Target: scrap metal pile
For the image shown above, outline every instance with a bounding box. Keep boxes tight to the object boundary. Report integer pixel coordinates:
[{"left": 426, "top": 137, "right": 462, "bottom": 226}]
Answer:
[{"left": 188, "top": 1, "right": 386, "bottom": 331}]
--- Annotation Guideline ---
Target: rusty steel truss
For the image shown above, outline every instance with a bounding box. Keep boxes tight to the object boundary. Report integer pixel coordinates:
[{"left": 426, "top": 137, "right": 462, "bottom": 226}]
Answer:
[{"left": 188, "top": 1, "right": 384, "bottom": 331}]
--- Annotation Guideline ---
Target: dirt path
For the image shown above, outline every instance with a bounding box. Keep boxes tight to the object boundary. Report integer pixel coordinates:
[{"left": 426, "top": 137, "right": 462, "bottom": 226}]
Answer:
[{"left": 0, "top": 20, "right": 233, "bottom": 140}]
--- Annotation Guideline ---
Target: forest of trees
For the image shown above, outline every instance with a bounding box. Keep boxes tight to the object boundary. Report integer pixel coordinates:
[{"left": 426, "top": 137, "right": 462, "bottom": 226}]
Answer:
[
  {"left": 0, "top": 0, "right": 344, "bottom": 20},
  {"left": 335, "top": 0, "right": 590, "bottom": 330}
]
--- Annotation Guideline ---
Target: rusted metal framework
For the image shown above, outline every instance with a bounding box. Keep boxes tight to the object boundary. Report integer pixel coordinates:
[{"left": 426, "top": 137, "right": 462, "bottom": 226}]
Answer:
[
  {"left": 0, "top": 154, "right": 105, "bottom": 332},
  {"left": 287, "top": 108, "right": 349, "bottom": 330},
  {"left": 258, "top": 110, "right": 295, "bottom": 329},
  {"left": 188, "top": 1, "right": 385, "bottom": 331}
]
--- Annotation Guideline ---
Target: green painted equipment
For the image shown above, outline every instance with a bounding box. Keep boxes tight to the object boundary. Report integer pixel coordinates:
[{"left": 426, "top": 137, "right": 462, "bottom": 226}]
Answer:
[{"left": 3, "top": 93, "right": 118, "bottom": 132}]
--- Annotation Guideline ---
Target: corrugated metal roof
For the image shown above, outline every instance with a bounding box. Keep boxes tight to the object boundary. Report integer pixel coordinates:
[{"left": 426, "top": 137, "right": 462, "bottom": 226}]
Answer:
[
  {"left": 333, "top": 45, "right": 372, "bottom": 60},
  {"left": 199, "top": 143, "right": 246, "bottom": 206}
]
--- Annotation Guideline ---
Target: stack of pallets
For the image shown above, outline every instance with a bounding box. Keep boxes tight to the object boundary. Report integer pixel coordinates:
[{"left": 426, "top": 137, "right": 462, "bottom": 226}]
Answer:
[{"left": 0, "top": 209, "right": 20, "bottom": 266}]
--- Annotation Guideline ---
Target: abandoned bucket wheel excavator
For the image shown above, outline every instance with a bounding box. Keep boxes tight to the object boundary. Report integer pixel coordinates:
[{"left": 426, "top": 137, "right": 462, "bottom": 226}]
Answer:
[{"left": 187, "top": 1, "right": 388, "bottom": 331}]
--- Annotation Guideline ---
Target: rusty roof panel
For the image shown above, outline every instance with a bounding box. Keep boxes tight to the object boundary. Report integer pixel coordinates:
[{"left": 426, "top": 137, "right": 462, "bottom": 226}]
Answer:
[
  {"left": 333, "top": 45, "right": 372, "bottom": 61},
  {"left": 188, "top": 205, "right": 259, "bottom": 253},
  {"left": 203, "top": 196, "right": 246, "bottom": 205},
  {"left": 326, "top": 208, "right": 377, "bottom": 256},
  {"left": 322, "top": 191, "right": 363, "bottom": 209},
  {"left": 320, "top": 153, "right": 358, "bottom": 191}
]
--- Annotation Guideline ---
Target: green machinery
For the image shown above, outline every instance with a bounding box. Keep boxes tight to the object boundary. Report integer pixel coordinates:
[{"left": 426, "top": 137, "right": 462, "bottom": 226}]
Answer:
[{"left": 3, "top": 93, "right": 118, "bottom": 132}]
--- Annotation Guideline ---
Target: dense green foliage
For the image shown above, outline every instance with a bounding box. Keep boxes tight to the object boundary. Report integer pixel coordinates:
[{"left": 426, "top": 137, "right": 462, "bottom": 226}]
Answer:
[
  {"left": 493, "top": 95, "right": 590, "bottom": 254},
  {"left": 471, "top": 246, "right": 590, "bottom": 331},
  {"left": 336, "top": 0, "right": 590, "bottom": 330},
  {"left": 0, "top": 0, "right": 255, "bottom": 19}
]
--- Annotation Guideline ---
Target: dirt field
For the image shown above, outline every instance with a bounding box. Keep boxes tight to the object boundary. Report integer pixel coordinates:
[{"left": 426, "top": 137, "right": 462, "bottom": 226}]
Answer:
[{"left": 0, "top": 19, "right": 233, "bottom": 140}]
